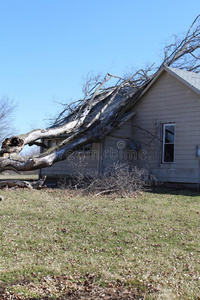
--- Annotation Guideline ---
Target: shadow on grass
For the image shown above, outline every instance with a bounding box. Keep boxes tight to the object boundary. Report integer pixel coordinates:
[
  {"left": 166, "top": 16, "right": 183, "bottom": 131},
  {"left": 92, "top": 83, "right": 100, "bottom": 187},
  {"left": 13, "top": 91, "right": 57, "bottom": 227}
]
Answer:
[{"left": 150, "top": 184, "right": 200, "bottom": 197}]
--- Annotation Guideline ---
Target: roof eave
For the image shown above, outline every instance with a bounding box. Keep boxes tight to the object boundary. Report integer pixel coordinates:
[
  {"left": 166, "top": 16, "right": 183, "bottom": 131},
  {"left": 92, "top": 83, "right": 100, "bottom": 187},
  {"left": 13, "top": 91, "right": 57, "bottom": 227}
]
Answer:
[{"left": 137, "top": 66, "right": 166, "bottom": 100}]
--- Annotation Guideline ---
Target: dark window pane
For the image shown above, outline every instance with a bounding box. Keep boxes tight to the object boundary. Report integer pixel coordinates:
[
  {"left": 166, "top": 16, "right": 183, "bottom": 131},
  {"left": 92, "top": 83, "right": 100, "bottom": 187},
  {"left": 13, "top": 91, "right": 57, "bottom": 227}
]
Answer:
[
  {"left": 78, "top": 143, "right": 91, "bottom": 152},
  {"left": 165, "top": 125, "right": 175, "bottom": 143},
  {"left": 164, "top": 144, "right": 174, "bottom": 162},
  {"left": 84, "top": 144, "right": 91, "bottom": 152}
]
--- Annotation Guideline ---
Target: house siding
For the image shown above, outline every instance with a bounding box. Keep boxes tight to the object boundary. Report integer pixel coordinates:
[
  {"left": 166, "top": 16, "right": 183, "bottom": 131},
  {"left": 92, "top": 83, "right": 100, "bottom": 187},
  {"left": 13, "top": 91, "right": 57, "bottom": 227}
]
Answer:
[
  {"left": 130, "top": 70, "right": 200, "bottom": 183},
  {"left": 102, "top": 121, "right": 134, "bottom": 173},
  {"left": 40, "top": 143, "right": 100, "bottom": 178},
  {"left": 40, "top": 69, "right": 200, "bottom": 184}
]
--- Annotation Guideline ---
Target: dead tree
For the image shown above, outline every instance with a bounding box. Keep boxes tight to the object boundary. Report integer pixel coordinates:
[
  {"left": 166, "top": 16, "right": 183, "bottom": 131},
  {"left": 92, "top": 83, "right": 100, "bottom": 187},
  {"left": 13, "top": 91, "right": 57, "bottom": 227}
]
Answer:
[
  {"left": 0, "top": 15, "right": 200, "bottom": 176},
  {"left": 0, "top": 96, "right": 16, "bottom": 143}
]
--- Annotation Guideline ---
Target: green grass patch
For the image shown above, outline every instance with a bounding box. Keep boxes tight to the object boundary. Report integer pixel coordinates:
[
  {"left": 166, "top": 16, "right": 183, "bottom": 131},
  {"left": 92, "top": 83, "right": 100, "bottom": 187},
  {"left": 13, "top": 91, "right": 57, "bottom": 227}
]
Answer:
[
  {"left": 0, "top": 188, "right": 199, "bottom": 299},
  {"left": 0, "top": 174, "right": 38, "bottom": 181}
]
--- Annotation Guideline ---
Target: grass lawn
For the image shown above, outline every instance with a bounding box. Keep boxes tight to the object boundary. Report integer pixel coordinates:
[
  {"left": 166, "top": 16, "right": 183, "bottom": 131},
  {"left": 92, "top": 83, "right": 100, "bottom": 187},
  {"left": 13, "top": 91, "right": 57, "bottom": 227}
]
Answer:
[
  {"left": 0, "top": 188, "right": 199, "bottom": 299},
  {"left": 0, "top": 174, "right": 38, "bottom": 181}
]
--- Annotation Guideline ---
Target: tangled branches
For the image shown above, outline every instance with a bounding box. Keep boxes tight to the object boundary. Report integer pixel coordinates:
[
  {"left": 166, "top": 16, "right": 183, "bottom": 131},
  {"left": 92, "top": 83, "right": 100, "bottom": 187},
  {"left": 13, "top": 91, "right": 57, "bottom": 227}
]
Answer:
[
  {"left": 1, "top": 15, "right": 200, "bottom": 173},
  {"left": 58, "top": 163, "right": 154, "bottom": 197},
  {"left": 163, "top": 14, "right": 200, "bottom": 71}
]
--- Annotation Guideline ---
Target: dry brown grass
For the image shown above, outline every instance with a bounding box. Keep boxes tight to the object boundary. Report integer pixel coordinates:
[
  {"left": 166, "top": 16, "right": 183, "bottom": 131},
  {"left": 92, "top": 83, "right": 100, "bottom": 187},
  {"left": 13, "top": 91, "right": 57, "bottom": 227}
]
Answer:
[
  {"left": 0, "top": 188, "right": 199, "bottom": 299},
  {"left": 0, "top": 174, "right": 38, "bottom": 181}
]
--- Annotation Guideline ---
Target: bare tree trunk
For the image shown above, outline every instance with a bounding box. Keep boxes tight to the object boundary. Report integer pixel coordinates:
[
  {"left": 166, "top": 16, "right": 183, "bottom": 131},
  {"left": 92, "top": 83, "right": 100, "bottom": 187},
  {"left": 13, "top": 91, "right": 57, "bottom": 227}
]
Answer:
[{"left": 0, "top": 176, "right": 46, "bottom": 189}]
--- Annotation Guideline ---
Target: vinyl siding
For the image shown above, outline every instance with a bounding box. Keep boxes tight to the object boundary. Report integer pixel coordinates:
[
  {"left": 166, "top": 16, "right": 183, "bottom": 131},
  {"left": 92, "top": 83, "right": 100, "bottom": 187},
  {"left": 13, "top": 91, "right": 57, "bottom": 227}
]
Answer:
[
  {"left": 41, "top": 69, "right": 200, "bottom": 184},
  {"left": 102, "top": 121, "right": 134, "bottom": 173},
  {"left": 40, "top": 143, "right": 100, "bottom": 177},
  {"left": 130, "top": 70, "right": 200, "bottom": 183}
]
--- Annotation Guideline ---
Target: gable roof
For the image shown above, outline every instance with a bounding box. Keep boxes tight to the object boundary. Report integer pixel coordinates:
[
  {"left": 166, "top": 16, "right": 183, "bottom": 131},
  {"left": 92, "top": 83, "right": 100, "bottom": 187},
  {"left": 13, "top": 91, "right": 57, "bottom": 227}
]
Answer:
[
  {"left": 51, "top": 66, "right": 200, "bottom": 143},
  {"left": 166, "top": 66, "right": 200, "bottom": 95},
  {"left": 139, "top": 65, "right": 200, "bottom": 98}
]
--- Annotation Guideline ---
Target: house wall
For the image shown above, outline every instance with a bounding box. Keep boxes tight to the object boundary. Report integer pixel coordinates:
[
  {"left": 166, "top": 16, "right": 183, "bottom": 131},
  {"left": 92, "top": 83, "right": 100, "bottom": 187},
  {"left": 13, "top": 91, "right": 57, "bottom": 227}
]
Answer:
[
  {"left": 130, "top": 70, "right": 200, "bottom": 183},
  {"left": 40, "top": 121, "right": 135, "bottom": 179},
  {"left": 101, "top": 121, "right": 135, "bottom": 173},
  {"left": 40, "top": 70, "right": 200, "bottom": 184},
  {"left": 40, "top": 142, "right": 100, "bottom": 178}
]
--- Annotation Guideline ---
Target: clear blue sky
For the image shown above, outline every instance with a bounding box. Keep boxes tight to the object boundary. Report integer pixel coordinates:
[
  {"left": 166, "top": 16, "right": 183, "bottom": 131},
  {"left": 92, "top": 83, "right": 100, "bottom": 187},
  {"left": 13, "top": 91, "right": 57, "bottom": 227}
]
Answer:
[{"left": 0, "top": 0, "right": 199, "bottom": 134}]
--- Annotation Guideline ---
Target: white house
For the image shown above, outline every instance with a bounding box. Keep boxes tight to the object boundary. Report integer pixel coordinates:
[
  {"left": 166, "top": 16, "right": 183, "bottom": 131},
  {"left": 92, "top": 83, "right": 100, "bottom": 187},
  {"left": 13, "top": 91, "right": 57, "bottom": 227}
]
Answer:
[{"left": 40, "top": 66, "right": 200, "bottom": 186}]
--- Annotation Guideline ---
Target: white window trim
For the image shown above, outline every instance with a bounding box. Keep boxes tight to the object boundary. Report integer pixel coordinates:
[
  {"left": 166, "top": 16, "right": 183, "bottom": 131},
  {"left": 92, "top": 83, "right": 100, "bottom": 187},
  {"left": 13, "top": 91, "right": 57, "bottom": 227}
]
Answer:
[{"left": 162, "top": 123, "right": 175, "bottom": 164}]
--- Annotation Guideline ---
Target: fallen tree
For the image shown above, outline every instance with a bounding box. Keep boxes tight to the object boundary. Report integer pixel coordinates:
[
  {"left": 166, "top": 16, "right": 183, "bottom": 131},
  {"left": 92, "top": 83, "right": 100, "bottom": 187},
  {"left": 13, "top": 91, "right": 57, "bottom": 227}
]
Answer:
[
  {"left": 0, "top": 176, "right": 46, "bottom": 189},
  {"left": 0, "top": 15, "right": 200, "bottom": 179}
]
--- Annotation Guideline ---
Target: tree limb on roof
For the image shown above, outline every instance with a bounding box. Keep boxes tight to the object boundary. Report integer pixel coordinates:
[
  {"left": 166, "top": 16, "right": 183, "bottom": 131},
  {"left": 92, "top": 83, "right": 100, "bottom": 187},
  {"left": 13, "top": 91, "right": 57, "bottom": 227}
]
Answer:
[{"left": 1, "top": 15, "right": 200, "bottom": 173}]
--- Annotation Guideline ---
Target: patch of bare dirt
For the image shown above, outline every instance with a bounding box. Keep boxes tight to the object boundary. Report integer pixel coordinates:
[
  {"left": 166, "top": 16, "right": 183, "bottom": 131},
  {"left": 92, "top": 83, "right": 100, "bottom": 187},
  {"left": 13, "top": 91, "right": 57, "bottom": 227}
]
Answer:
[{"left": 0, "top": 274, "right": 147, "bottom": 299}]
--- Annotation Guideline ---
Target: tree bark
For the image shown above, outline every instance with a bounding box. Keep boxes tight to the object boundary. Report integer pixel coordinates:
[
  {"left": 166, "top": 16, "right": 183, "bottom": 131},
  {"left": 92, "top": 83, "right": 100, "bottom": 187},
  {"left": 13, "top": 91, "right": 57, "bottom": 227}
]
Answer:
[{"left": 0, "top": 176, "right": 46, "bottom": 189}]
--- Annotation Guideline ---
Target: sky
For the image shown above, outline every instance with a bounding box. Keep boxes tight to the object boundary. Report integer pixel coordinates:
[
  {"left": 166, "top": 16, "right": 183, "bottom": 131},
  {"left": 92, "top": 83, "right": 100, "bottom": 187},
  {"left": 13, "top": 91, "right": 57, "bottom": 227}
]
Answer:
[{"left": 0, "top": 0, "right": 199, "bottom": 134}]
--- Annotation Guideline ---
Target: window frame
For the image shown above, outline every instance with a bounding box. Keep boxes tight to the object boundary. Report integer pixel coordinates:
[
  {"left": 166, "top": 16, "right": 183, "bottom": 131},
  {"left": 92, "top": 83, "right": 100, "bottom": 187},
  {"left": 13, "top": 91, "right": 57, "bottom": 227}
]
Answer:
[
  {"left": 77, "top": 143, "right": 92, "bottom": 154},
  {"left": 162, "top": 123, "right": 175, "bottom": 164}
]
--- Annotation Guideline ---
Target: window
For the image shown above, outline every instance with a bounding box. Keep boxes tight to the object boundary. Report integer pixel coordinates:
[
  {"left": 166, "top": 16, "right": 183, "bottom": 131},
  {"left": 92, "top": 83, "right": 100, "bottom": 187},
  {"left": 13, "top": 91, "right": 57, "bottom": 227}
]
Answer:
[
  {"left": 77, "top": 143, "right": 92, "bottom": 153},
  {"left": 162, "top": 123, "right": 175, "bottom": 163}
]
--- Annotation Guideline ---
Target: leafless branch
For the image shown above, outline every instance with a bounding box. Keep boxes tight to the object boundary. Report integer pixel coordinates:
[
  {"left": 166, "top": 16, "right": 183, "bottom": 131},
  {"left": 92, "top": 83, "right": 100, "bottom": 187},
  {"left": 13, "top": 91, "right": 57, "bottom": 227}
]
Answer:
[{"left": 1, "top": 16, "right": 200, "bottom": 175}]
